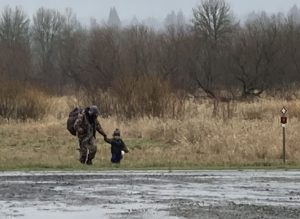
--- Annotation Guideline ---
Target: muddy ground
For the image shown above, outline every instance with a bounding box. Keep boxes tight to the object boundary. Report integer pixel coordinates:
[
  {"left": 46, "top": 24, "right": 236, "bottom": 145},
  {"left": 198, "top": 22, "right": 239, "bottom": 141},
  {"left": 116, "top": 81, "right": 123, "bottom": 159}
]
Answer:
[{"left": 0, "top": 170, "right": 299, "bottom": 219}]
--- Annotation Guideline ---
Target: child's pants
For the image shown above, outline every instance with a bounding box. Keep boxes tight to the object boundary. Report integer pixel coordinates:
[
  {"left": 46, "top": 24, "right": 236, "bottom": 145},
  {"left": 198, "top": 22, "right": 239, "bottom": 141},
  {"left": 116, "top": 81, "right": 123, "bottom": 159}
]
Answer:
[{"left": 111, "top": 152, "right": 123, "bottom": 163}]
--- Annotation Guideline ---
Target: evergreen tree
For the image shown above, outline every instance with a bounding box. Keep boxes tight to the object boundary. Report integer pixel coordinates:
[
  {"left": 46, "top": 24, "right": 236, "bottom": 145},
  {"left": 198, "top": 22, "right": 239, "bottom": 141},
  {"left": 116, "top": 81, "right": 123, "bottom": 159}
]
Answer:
[
  {"left": 107, "top": 7, "right": 121, "bottom": 27},
  {"left": 288, "top": 5, "right": 300, "bottom": 23},
  {"left": 165, "top": 10, "right": 176, "bottom": 27},
  {"left": 130, "top": 16, "right": 139, "bottom": 26},
  {"left": 177, "top": 10, "right": 185, "bottom": 26}
]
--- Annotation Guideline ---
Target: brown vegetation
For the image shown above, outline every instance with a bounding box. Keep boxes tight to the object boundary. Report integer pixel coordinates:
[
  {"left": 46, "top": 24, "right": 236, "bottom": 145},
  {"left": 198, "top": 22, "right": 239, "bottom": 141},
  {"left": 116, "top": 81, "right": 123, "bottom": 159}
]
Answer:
[
  {"left": 0, "top": 95, "right": 299, "bottom": 169},
  {"left": 0, "top": 81, "right": 48, "bottom": 121}
]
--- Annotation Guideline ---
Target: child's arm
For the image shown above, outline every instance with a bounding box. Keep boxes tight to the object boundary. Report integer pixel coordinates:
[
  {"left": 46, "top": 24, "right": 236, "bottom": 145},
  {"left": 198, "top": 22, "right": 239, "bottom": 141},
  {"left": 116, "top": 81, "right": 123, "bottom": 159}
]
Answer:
[
  {"left": 121, "top": 139, "right": 129, "bottom": 153},
  {"left": 104, "top": 136, "right": 112, "bottom": 144}
]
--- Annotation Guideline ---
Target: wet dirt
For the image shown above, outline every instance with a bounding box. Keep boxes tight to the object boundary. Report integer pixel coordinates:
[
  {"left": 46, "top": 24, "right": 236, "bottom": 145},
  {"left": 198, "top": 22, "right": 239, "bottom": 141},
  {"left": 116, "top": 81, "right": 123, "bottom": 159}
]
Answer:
[{"left": 0, "top": 170, "right": 299, "bottom": 219}]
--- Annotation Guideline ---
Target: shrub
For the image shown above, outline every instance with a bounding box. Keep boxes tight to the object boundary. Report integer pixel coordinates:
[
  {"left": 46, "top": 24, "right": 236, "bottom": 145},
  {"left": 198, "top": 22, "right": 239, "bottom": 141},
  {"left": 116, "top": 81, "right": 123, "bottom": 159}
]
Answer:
[
  {"left": 111, "top": 74, "right": 186, "bottom": 119},
  {"left": 77, "top": 75, "right": 187, "bottom": 119},
  {"left": 0, "top": 81, "right": 48, "bottom": 121}
]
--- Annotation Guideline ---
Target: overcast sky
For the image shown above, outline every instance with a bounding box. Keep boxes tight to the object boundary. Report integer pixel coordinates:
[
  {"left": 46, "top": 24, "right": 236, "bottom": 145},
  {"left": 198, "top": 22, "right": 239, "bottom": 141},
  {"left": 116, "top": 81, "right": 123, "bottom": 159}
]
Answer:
[{"left": 1, "top": 0, "right": 300, "bottom": 23}]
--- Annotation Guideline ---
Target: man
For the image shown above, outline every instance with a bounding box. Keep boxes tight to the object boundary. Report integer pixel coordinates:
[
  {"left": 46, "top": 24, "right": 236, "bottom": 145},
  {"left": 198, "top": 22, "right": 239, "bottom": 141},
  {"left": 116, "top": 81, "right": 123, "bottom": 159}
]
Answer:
[{"left": 74, "top": 105, "right": 106, "bottom": 165}]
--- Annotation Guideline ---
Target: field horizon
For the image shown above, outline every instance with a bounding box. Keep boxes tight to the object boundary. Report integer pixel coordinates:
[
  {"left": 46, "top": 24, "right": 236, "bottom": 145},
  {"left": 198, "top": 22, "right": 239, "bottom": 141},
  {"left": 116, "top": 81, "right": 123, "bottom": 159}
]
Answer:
[{"left": 0, "top": 94, "right": 299, "bottom": 170}]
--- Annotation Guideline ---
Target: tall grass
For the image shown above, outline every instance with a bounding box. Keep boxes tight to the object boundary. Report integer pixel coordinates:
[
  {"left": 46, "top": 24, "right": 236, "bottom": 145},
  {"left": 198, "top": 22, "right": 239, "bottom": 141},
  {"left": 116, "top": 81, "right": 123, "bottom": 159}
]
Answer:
[
  {"left": 76, "top": 75, "right": 187, "bottom": 119},
  {"left": 0, "top": 94, "right": 299, "bottom": 169},
  {"left": 0, "top": 81, "right": 49, "bottom": 121}
]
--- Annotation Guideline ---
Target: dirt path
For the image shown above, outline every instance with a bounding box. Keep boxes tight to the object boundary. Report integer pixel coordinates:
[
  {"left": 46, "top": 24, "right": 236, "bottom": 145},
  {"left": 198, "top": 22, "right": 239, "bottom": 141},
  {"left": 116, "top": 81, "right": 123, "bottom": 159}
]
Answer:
[{"left": 0, "top": 170, "right": 300, "bottom": 219}]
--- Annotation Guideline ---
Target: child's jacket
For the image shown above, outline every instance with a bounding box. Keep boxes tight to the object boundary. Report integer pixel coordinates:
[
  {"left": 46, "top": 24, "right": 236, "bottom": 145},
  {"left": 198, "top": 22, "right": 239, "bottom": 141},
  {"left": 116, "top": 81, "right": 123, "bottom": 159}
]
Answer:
[{"left": 104, "top": 137, "right": 129, "bottom": 154}]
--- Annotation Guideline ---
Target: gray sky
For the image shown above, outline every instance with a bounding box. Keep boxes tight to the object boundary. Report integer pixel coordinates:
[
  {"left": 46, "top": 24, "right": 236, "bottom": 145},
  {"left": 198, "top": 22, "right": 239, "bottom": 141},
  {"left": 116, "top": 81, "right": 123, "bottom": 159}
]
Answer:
[{"left": 1, "top": 0, "right": 300, "bottom": 23}]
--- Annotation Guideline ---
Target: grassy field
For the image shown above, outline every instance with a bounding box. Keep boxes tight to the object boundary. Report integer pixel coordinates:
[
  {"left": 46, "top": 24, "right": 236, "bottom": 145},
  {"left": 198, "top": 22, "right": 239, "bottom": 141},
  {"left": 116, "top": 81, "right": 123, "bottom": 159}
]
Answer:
[{"left": 1, "top": 96, "right": 300, "bottom": 170}]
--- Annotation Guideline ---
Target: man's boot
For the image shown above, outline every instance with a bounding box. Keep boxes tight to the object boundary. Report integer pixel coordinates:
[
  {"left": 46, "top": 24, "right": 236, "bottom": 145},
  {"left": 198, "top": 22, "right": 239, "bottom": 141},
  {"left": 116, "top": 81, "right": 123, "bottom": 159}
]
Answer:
[
  {"left": 86, "top": 159, "right": 93, "bottom": 165},
  {"left": 80, "top": 156, "right": 86, "bottom": 164}
]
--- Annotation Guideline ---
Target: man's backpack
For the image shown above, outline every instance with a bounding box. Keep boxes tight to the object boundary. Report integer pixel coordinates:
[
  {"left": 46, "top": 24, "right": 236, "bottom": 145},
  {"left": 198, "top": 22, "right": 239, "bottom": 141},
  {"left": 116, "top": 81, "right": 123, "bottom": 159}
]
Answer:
[{"left": 67, "top": 107, "right": 81, "bottom": 136}]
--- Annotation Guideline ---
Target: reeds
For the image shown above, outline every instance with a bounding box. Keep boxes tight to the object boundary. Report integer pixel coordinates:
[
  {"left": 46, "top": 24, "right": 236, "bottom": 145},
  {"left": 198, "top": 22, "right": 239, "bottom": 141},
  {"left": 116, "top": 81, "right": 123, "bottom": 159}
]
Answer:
[{"left": 0, "top": 95, "right": 299, "bottom": 169}]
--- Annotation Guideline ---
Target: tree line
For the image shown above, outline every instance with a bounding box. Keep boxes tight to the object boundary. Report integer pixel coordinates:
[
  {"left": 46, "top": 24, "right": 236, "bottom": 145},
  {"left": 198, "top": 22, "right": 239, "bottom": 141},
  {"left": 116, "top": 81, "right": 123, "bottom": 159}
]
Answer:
[{"left": 0, "top": 0, "right": 300, "bottom": 118}]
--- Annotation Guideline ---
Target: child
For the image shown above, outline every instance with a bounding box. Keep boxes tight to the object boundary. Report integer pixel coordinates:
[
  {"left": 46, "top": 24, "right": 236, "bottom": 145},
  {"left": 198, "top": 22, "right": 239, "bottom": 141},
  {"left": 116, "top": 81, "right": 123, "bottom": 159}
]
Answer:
[{"left": 104, "top": 128, "right": 129, "bottom": 163}]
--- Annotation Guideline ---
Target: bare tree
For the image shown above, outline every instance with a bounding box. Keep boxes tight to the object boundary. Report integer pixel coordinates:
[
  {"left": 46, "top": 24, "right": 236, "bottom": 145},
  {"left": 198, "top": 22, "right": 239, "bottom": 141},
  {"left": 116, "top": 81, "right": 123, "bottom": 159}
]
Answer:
[
  {"left": 232, "top": 13, "right": 284, "bottom": 98},
  {"left": 121, "top": 25, "right": 157, "bottom": 77},
  {"left": 58, "top": 8, "right": 85, "bottom": 93},
  {"left": 158, "top": 25, "right": 192, "bottom": 90},
  {"left": 284, "top": 7, "right": 300, "bottom": 85},
  {"left": 83, "top": 25, "right": 121, "bottom": 92},
  {"left": 191, "top": 0, "right": 236, "bottom": 116},
  {"left": 0, "top": 6, "right": 31, "bottom": 82},
  {"left": 192, "top": 0, "right": 234, "bottom": 43},
  {"left": 32, "top": 8, "right": 65, "bottom": 92}
]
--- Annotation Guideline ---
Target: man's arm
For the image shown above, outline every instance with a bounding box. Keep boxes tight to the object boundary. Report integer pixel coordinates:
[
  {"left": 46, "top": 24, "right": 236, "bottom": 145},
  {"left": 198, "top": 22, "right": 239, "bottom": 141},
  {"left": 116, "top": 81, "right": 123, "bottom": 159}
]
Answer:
[{"left": 95, "top": 119, "right": 107, "bottom": 137}]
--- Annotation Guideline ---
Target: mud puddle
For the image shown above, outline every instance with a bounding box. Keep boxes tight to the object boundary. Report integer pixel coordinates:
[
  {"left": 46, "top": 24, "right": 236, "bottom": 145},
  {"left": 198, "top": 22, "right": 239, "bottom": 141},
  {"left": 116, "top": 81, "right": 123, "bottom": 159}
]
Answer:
[{"left": 0, "top": 170, "right": 300, "bottom": 219}]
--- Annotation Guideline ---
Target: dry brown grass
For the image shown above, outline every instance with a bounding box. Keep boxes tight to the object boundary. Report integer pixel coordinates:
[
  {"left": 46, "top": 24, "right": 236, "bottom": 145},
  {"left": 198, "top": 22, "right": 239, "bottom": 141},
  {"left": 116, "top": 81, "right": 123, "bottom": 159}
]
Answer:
[
  {"left": 0, "top": 96, "right": 300, "bottom": 170},
  {"left": 0, "top": 81, "right": 49, "bottom": 121}
]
